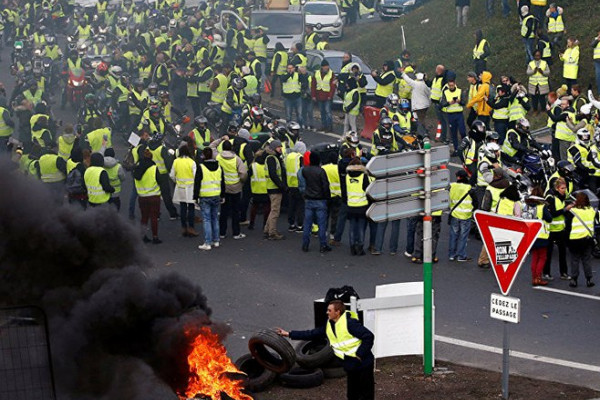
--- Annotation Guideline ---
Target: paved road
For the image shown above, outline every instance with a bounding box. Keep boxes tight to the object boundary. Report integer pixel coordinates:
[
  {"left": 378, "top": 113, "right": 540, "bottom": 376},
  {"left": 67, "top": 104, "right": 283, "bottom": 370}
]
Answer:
[{"left": 5, "top": 43, "right": 600, "bottom": 392}]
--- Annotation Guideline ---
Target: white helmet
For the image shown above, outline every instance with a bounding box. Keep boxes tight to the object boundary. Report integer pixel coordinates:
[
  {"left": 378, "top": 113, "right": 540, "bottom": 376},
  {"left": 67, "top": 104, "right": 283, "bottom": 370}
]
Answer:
[
  {"left": 109, "top": 65, "right": 123, "bottom": 77},
  {"left": 576, "top": 128, "right": 591, "bottom": 146},
  {"left": 483, "top": 142, "right": 501, "bottom": 159}
]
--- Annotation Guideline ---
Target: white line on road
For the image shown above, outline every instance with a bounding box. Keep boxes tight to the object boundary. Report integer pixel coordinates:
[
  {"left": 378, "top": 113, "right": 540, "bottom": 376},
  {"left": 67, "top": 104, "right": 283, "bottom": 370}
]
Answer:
[
  {"left": 435, "top": 335, "right": 600, "bottom": 373},
  {"left": 533, "top": 286, "right": 600, "bottom": 301}
]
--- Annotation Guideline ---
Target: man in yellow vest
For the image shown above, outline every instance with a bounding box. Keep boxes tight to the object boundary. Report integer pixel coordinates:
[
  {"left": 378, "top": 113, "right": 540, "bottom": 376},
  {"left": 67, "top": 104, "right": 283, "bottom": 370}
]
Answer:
[
  {"left": 530, "top": 0, "right": 547, "bottom": 29},
  {"left": 441, "top": 78, "right": 467, "bottom": 157},
  {"left": 592, "top": 30, "right": 600, "bottom": 92},
  {"left": 321, "top": 152, "right": 342, "bottom": 244},
  {"left": 86, "top": 118, "right": 112, "bottom": 153},
  {"left": 473, "top": 30, "right": 490, "bottom": 75},
  {"left": 567, "top": 192, "right": 598, "bottom": 288},
  {"left": 264, "top": 140, "right": 287, "bottom": 240},
  {"left": 277, "top": 300, "right": 374, "bottom": 400},
  {"left": 281, "top": 63, "right": 303, "bottom": 127},
  {"left": 371, "top": 60, "right": 395, "bottom": 108},
  {"left": 312, "top": 59, "right": 336, "bottom": 132},
  {"left": 194, "top": 147, "right": 225, "bottom": 251},
  {"left": 546, "top": 3, "right": 565, "bottom": 51},
  {"left": 270, "top": 42, "right": 288, "bottom": 98},
  {"left": 546, "top": 95, "right": 575, "bottom": 160},
  {"left": 210, "top": 64, "right": 230, "bottom": 107},
  {"left": 520, "top": 6, "right": 539, "bottom": 63},
  {"left": 215, "top": 140, "right": 248, "bottom": 240},
  {"left": 449, "top": 170, "right": 478, "bottom": 262},
  {"left": 84, "top": 152, "right": 114, "bottom": 207},
  {"left": 284, "top": 141, "right": 306, "bottom": 232},
  {"left": 343, "top": 77, "right": 361, "bottom": 134},
  {"left": 0, "top": 104, "right": 14, "bottom": 154},
  {"left": 304, "top": 24, "right": 319, "bottom": 51},
  {"left": 104, "top": 148, "right": 125, "bottom": 210},
  {"left": 526, "top": 50, "right": 550, "bottom": 114},
  {"left": 430, "top": 65, "right": 449, "bottom": 143},
  {"left": 560, "top": 37, "right": 579, "bottom": 91},
  {"left": 567, "top": 128, "right": 594, "bottom": 188}
]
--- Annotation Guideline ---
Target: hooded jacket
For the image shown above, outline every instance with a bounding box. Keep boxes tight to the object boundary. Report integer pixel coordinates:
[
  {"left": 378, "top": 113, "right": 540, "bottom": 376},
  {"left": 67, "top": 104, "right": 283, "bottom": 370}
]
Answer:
[
  {"left": 217, "top": 150, "right": 248, "bottom": 194},
  {"left": 466, "top": 71, "right": 492, "bottom": 116},
  {"left": 104, "top": 155, "right": 125, "bottom": 197}
]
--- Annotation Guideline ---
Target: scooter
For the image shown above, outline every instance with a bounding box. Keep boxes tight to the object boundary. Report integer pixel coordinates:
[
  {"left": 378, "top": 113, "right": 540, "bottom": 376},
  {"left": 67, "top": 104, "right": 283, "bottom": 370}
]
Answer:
[{"left": 65, "top": 67, "right": 87, "bottom": 110}]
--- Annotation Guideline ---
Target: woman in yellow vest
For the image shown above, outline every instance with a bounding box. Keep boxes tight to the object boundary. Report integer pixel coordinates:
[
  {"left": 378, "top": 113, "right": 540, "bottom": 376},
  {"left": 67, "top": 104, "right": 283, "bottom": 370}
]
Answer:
[
  {"left": 522, "top": 186, "right": 553, "bottom": 286},
  {"left": 543, "top": 177, "right": 571, "bottom": 280},
  {"left": 170, "top": 145, "right": 198, "bottom": 238},
  {"left": 342, "top": 158, "right": 370, "bottom": 256},
  {"left": 526, "top": 50, "right": 550, "bottom": 114},
  {"left": 103, "top": 148, "right": 125, "bottom": 210},
  {"left": 559, "top": 37, "right": 579, "bottom": 90},
  {"left": 133, "top": 146, "right": 162, "bottom": 244},
  {"left": 84, "top": 153, "right": 114, "bottom": 207},
  {"left": 194, "top": 148, "right": 224, "bottom": 251},
  {"left": 567, "top": 192, "right": 598, "bottom": 288}
]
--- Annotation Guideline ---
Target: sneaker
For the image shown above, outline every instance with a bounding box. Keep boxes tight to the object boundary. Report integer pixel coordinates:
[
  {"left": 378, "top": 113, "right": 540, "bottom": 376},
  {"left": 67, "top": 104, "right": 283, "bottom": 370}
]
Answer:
[
  {"left": 142, "top": 235, "right": 151, "bottom": 243},
  {"left": 220, "top": 235, "right": 227, "bottom": 239},
  {"left": 411, "top": 257, "right": 422, "bottom": 264},
  {"left": 233, "top": 233, "right": 246, "bottom": 240},
  {"left": 587, "top": 279, "right": 595, "bottom": 288},
  {"left": 404, "top": 251, "right": 412, "bottom": 258},
  {"left": 152, "top": 238, "right": 162, "bottom": 245},
  {"left": 198, "top": 243, "right": 212, "bottom": 251},
  {"left": 542, "top": 274, "right": 554, "bottom": 281},
  {"left": 320, "top": 245, "right": 332, "bottom": 253},
  {"left": 371, "top": 250, "right": 382, "bottom": 255},
  {"left": 268, "top": 233, "right": 285, "bottom": 240},
  {"left": 478, "top": 263, "right": 491, "bottom": 269},
  {"left": 295, "top": 226, "right": 304, "bottom": 233},
  {"left": 390, "top": 252, "right": 397, "bottom": 256},
  {"left": 560, "top": 273, "right": 571, "bottom": 280},
  {"left": 239, "top": 220, "right": 250, "bottom": 226},
  {"left": 569, "top": 278, "right": 578, "bottom": 288},
  {"left": 212, "top": 242, "right": 220, "bottom": 248},
  {"left": 169, "top": 214, "right": 179, "bottom": 221},
  {"left": 457, "top": 257, "right": 473, "bottom": 262},
  {"left": 449, "top": 257, "right": 455, "bottom": 262},
  {"left": 288, "top": 225, "right": 297, "bottom": 232}
]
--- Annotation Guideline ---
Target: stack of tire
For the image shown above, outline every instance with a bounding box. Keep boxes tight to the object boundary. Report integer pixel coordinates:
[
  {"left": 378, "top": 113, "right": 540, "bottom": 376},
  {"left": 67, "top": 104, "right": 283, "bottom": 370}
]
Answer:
[{"left": 234, "top": 329, "right": 346, "bottom": 395}]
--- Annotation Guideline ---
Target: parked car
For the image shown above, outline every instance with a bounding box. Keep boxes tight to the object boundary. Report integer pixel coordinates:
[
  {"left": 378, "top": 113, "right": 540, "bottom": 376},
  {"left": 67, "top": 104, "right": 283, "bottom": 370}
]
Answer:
[
  {"left": 303, "top": 1, "right": 344, "bottom": 40},
  {"left": 378, "top": 0, "right": 424, "bottom": 19},
  {"left": 306, "top": 50, "right": 377, "bottom": 106}
]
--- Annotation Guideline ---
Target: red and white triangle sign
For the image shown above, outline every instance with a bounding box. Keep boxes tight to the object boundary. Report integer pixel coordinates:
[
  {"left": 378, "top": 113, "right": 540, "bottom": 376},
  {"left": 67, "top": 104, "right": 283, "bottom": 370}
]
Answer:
[{"left": 474, "top": 210, "right": 543, "bottom": 296}]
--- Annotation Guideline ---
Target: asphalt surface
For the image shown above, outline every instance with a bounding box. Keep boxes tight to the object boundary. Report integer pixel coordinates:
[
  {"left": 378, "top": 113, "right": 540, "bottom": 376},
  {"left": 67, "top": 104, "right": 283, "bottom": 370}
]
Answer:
[{"left": 6, "top": 42, "right": 600, "bottom": 392}]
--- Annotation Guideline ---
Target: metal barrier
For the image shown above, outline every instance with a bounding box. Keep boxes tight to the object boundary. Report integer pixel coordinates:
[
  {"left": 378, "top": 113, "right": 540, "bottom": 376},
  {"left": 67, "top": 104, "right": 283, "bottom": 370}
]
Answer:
[{"left": 0, "top": 306, "right": 57, "bottom": 400}]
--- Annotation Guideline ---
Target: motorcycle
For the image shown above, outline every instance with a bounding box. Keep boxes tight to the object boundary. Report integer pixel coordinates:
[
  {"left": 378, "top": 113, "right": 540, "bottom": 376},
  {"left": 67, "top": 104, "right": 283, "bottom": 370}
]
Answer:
[
  {"left": 65, "top": 67, "right": 87, "bottom": 110},
  {"left": 507, "top": 146, "right": 555, "bottom": 192}
]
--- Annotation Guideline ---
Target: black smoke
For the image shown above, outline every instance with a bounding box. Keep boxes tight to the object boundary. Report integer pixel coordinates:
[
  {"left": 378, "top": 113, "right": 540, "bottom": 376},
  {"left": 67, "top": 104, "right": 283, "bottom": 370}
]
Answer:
[{"left": 0, "top": 164, "right": 229, "bottom": 399}]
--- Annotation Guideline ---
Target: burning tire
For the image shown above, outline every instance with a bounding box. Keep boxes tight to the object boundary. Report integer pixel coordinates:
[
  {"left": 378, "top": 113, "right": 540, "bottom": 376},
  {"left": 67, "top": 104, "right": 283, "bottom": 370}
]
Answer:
[
  {"left": 234, "top": 353, "right": 277, "bottom": 393},
  {"left": 294, "top": 339, "right": 334, "bottom": 369},
  {"left": 278, "top": 367, "right": 324, "bottom": 388},
  {"left": 248, "top": 329, "right": 296, "bottom": 374}
]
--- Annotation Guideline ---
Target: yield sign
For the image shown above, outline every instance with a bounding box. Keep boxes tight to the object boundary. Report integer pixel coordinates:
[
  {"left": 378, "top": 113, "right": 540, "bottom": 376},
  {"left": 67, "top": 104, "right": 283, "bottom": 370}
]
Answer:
[{"left": 474, "top": 210, "right": 543, "bottom": 296}]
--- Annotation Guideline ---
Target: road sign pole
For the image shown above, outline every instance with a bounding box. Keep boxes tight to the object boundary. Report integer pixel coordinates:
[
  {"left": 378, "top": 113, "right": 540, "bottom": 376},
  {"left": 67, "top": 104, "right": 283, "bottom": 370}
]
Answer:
[
  {"left": 502, "top": 321, "right": 510, "bottom": 399},
  {"left": 423, "top": 140, "right": 433, "bottom": 375}
]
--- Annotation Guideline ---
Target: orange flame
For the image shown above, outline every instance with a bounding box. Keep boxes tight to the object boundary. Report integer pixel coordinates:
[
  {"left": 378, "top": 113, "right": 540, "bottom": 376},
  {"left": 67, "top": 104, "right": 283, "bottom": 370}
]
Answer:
[{"left": 182, "top": 327, "right": 252, "bottom": 400}]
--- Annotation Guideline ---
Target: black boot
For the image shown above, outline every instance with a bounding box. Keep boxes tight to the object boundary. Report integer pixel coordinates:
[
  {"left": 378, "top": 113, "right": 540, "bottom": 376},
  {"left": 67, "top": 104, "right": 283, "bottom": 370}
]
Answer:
[{"left": 350, "top": 245, "right": 357, "bottom": 256}]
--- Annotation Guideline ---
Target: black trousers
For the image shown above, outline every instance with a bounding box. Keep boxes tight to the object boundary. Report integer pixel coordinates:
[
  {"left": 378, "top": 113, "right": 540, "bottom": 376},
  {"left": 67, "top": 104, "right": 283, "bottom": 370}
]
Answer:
[
  {"left": 544, "top": 230, "right": 568, "bottom": 276},
  {"left": 220, "top": 192, "right": 241, "bottom": 236},
  {"left": 347, "top": 365, "right": 375, "bottom": 400}
]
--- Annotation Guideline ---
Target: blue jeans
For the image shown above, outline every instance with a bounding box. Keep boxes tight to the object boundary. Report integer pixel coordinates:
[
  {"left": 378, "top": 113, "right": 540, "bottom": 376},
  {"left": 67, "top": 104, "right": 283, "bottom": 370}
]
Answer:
[
  {"left": 302, "top": 97, "right": 314, "bottom": 128},
  {"left": 494, "top": 119, "right": 508, "bottom": 144},
  {"left": 405, "top": 216, "right": 419, "bottom": 254},
  {"left": 334, "top": 203, "right": 348, "bottom": 242},
  {"left": 595, "top": 61, "right": 600, "bottom": 92},
  {"left": 302, "top": 199, "right": 328, "bottom": 248},
  {"left": 201, "top": 196, "right": 220, "bottom": 244},
  {"left": 348, "top": 215, "right": 366, "bottom": 247},
  {"left": 284, "top": 96, "right": 303, "bottom": 126},
  {"left": 523, "top": 38, "right": 535, "bottom": 63},
  {"left": 449, "top": 217, "right": 472, "bottom": 259},
  {"left": 318, "top": 100, "right": 332, "bottom": 130},
  {"left": 374, "top": 220, "right": 400, "bottom": 253},
  {"left": 447, "top": 112, "right": 466, "bottom": 151}
]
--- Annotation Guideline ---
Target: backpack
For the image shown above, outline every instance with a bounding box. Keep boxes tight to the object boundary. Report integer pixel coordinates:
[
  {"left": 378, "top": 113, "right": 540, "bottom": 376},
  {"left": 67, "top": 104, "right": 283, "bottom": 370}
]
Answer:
[
  {"left": 66, "top": 167, "right": 85, "bottom": 195},
  {"left": 325, "top": 285, "right": 360, "bottom": 304}
]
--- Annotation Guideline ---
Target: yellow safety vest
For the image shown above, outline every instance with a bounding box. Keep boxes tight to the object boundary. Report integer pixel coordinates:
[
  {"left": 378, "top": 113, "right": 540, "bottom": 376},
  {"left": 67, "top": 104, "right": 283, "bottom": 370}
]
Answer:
[
  {"left": 449, "top": 182, "right": 473, "bottom": 220},
  {"left": 135, "top": 165, "right": 161, "bottom": 197},
  {"left": 57, "top": 136, "right": 74, "bottom": 160},
  {"left": 548, "top": 195, "right": 566, "bottom": 232},
  {"left": 282, "top": 72, "right": 301, "bottom": 94},
  {"left": 442, "top": 87, "right": 463, "bottom": 113},
  {"left": 555, "top": 111, "right": 576, "bottom": 142},
  {"left": 561, "top": 46, "right": 579, "bottom": 80},
  {"left": 0, "top": 107, "right": 13, "bottom": 137},
  {"left": 199, "top": 163, "right": 222, "bottom": 197},
  {"left": 250, "top": 162, "right": 268, "bottom": 194},
  {"left": 221, "top": 89, "right": 244, "bottom": 114},
  {"left": 105, "top": 163, "right": 122, "bottom": 195},
  {"left": 508, "top": 97, "right": 527, "bottom": 122},
  {"left": 172, "top": 157, "right": 195, "bottom": 188},
  {"left": 149, "top": 146, "right": 167, "bottom": 174},
  {"left": 216, "top": 154, "right": 240, "bottom": 186},
  {"left": 211, "top": 73, "right": 228, "bottom": 104},
  {"left": 343, "top": 88, "right": 360, "bottom": 116},
  {"left": 374, "top": 71, "right": 394, "bottom": 98},
  {"left": 243, "top": 75, "right": 258, "bottom": 97},
  {"left": 569, "top": 207, "right": 596, "bottom": 240},
  {"left": 197, "top": 67, "right": 213, "bottom": 93},
  {"left": 521, "top": 15, "right": 536, "bottom": 38},
  {"left": 346, "top": 173, "right": 368, "bottom": 207},
  {"left": 534, "top": 205, "right": 550, "bottom": 240},
  {"left": 548, "top": 14, "right": 564, "bottom": 33},
  {"left": 85, "top": 166, "right": 110, "bottom": 204},
  {"left": 272, "top": 51, "right": 288, "bottom": 76},
  {"left": 296, "top": 53, "right": 307, "bottom": 68},
  {"left": 567, "top": 144, "right": 592, "bottom": 169},
  {"left": 129, "top": 90, "right": 148, "bottom": 115},
  {"left": 326, "top": 312, "right": 362, "bottom": 360},
  {"left": 463, "top": 139, "right": 478, "bottom": 165},
  {"left": 77, "top": 25, "right": 91, "bottom": 40},
  {"left": 322, "top": 164, "right": 341, "bottom": 197},
  {"left": 430, "top": 76, "right": 444, "bottom": 101},
  {"left": 501, "top": 129, "right": 521, "bottom": 157},
  {"left": 496, "top": 197, "right": 517, "bottom": 216},
  {"left": 191, "top": 128, "right": 211, "bottom": 150},
  {"left": 253, "top": 37, "right": 267, "bottom": 59},
  {"left": 66, "top": 158, "right": 79, "bottom": 175},
  {"left": 528, "top": 60, "right": 549, "bottom": 87},
  {"left": 305, "top": 32, "right": 318, "bottom": 50},
  {"left": 594, "top": 41, "right": 600, "bottom": 60},
  {"left": 87, "top": 127, "right": 112, "bottom": 153},
  {"left": 39, "top": 154, "right": 65, "bottom": 183},
  {"left": 284, "top": 152, "right": 301, "bottom": 188},
  {"left": 473, "top": 39, "right": 487, "bottom": 60}
]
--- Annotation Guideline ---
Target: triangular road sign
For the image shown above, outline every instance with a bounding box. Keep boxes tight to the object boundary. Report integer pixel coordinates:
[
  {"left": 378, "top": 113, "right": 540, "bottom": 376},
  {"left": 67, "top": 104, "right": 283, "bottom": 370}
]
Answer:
[{"left": 474, "top": 210, "right": 543, "bottom": 296}]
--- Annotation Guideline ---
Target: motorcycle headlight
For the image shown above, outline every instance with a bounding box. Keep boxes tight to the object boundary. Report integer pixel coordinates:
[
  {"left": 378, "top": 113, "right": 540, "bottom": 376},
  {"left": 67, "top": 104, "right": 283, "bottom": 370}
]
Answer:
[
  {"left": 73, "top": 80, "right": 82, "bottom": 87},
  {"left": 175, "top": 124, "right": 181, "bottom": 133}
]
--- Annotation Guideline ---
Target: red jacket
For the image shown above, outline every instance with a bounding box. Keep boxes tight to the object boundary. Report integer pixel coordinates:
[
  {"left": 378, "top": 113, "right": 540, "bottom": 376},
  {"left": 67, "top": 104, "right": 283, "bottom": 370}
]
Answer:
[{"left": 311, "top": 69, "right": 337, "bottom": 101}]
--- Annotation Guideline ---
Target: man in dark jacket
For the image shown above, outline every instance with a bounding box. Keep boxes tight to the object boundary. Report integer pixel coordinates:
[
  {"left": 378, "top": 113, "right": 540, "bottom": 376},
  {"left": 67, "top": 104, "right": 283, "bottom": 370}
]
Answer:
[
  {"left": 265, "top": 140, "right": 287, "bottom": 240},
  {"left": 301, "top": 152, "right": 332, "bottom": 252},
  {"left": 277, "top": 300, "right": 375, "bottom": 400}
]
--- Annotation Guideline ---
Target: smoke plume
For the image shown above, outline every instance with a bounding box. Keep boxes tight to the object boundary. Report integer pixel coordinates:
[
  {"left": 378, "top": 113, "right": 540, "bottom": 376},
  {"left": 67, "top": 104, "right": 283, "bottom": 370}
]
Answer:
[{"left": 0, "top": 163, "right": 229, "bottom": 399}]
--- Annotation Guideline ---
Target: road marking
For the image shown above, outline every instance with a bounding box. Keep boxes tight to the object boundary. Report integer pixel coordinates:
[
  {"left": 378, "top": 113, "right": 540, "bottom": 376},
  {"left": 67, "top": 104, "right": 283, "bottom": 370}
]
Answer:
[
  {"left": 533, "top": 286, "right": 600, "bottom": 301},
  {"left": 435, "top": 335, "right": 600, "bottom": 373}
]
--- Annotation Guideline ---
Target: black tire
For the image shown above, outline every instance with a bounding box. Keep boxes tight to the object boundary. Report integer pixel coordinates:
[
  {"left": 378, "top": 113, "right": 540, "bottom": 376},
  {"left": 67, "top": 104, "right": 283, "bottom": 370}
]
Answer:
[
  {"left": 248, "top": 329, "right": 296, "bottom": 374},
  {"left": 234, "top": 353, "right": 277, "bottom": 393},
  {"left": 321, "top": 356, "right": 347, "bottom": 379},
  {"left": 278, "top": 367, "right": 324, "bottom": 389},
  {"left": 294, "top": 339, "right": 335, "bottom": 369}
]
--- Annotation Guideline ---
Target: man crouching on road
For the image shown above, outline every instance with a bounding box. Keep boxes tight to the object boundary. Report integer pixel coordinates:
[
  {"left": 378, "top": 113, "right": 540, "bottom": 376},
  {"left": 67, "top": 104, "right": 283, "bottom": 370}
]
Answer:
[{"left": 277, "top": 300, "right": 375, "bottom": 400}]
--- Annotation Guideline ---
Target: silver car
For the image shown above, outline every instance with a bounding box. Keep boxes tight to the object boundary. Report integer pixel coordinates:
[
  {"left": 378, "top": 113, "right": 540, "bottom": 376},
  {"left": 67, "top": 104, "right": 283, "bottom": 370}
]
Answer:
[
  {"left": 303, "top": 1, "right": 344, "bottom": 40},
  {"left": 306, "top": 50, "right": 377, "bottom": 106}
]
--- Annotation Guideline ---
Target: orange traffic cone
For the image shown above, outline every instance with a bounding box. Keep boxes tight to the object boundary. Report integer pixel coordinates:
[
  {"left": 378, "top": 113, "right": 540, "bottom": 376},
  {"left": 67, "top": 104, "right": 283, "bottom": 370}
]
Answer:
[
  {"left": 435, "top": 121, "right": 442, "bottom": 140},
  {"left": 264, "top": 79, "right": 272, "bottom": 94}
]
